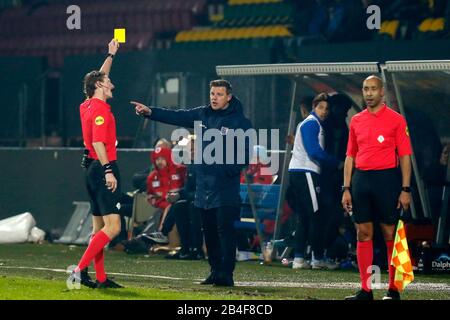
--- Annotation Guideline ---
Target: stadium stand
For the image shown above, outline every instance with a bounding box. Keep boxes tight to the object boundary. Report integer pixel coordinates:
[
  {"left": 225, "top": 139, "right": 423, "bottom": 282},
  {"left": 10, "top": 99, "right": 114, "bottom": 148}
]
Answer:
[
  {"left": 0, "top": 0, "right": 207, "bottom": 67},
  {"left": 1, "top": 0, "right": 449, "bottom": 68}
]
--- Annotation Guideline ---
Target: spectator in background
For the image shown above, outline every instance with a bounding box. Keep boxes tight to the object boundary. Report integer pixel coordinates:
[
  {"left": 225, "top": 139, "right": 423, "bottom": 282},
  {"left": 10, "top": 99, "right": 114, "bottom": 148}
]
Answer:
[
  {"left": 241, "top": 145, "right": 274, "bottom": 185},
  {"left": 149, "top": 136, "right": 205, "bottom": 260},
  {"left": 325, "top": 0, "right": 369, "bottom": 42},
  {"left": 291, "top": 0, "right": 318, "bottom": 36},
  {"left": 321, "top": 93, "right": 354, "bottom": 265},
  {"left": 308, "top": 0, "right": 330, "bottom": 37},
  {"left": 444, "top": 0, "right": 450, "bottom": 36},
  {"left": 146, "top": 146, "right": 187, "bottom": 238},
  {"left": 286, "top": 96, "right": 315, "bottom": 146},
  {"left": 287, "top": 93, "right": 342, "bottom": 270},
  {"left": 132, "top": 138, "right": 172, "bottom": 192}
]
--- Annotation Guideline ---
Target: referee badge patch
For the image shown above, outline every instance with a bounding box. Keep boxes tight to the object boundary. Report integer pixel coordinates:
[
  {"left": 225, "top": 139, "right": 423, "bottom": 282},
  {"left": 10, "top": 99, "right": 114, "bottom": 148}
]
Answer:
[
  {"left": 152, "top": 181, "right": 160, "bottom": 188},
  {"left": 377, "top": 135, "right": 385, "bottom": 143},
  {"left": 95, "top": 116, "right": 105, "bottom": 126}
]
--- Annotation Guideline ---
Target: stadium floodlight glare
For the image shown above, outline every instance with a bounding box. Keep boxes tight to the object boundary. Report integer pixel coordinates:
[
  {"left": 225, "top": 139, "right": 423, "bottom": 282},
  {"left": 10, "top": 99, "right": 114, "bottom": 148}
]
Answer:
[
  {"left": 386, "top": 60, "right": 450, "bottom": 72},
  {"left": 216, "top": 62, "right": 380, "bottom": 76}
]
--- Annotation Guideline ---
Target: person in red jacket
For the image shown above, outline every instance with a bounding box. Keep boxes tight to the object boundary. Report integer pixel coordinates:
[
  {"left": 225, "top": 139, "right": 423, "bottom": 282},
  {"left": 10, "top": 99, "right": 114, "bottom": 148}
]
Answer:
[
  {"left": 146, "top": 147, "right": 186, "bottom": 233},
  {"left": 240, "top": 145, "right": 274, "bottom": 185}
]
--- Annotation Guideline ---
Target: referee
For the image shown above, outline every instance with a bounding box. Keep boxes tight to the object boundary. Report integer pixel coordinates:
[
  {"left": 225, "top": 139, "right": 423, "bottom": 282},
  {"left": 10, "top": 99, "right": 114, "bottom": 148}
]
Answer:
[
  {"left": 342, "top": 76, "right": 412, "bottom": 300},
  {"left": 67, "top": 39, "right": 123, "bottom": 289}
]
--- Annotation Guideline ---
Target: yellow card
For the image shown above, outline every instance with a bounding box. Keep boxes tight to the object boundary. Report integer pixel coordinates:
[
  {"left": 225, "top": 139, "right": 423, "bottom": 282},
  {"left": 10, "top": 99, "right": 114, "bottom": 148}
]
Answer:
[{"left": 114, "top": 28, "right": 126, "bottom": 43}]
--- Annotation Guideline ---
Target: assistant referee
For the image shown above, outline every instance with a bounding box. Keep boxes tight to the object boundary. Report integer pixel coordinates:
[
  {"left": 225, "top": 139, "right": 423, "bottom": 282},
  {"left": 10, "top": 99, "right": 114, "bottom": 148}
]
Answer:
[{"left": 342, "top": 75, "right": 412, "bottom": 300}]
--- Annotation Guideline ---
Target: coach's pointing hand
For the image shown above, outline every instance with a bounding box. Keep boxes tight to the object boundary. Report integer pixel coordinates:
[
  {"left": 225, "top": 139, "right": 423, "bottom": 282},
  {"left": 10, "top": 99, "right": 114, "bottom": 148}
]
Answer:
[{"left": 131, "top": 101, "right": 151, "bottom": 116}]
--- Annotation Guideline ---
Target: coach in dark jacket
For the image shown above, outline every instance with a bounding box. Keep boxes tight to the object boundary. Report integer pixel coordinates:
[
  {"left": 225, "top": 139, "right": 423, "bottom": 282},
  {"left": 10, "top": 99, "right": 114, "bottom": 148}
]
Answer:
[{"left": 132, "top": 79, "right": 253, "bottom": 286}]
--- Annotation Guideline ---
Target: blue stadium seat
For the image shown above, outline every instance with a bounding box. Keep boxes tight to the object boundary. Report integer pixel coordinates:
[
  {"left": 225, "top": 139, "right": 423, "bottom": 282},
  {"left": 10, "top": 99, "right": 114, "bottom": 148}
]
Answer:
[{"left": 235, "top": 184, "right": 280, "bottom": 234}]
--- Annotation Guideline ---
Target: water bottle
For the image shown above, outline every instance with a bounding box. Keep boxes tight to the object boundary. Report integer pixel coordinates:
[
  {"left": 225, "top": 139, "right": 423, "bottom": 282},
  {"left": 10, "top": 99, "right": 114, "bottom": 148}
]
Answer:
[{"left": 263, "top": 241, "right": 273, "bottom": 264}]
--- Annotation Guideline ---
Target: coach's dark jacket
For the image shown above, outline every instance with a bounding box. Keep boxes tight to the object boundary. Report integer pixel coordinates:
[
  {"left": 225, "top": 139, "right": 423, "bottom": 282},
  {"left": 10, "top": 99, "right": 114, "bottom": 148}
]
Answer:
[{"left": 146, "top": 96, "right": 253, "bottom": 209}]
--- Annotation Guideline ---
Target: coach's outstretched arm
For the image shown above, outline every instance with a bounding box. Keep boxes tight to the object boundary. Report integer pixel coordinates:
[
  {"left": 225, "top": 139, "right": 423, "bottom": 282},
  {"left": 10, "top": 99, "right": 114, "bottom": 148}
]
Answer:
[
  {"left": 131, "top": 101, "right": 203, "bottom": 129},
  {"left": 100, "top": 39, "right": 119, "bottom": 76}
]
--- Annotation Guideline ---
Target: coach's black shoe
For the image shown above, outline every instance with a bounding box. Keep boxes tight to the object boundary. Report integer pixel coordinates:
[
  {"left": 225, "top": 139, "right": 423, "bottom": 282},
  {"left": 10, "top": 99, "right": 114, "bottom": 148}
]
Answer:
[
  {"left": 96, "top": 278, "right": 124, "bottom": 289},
  {"left": 214, "top": 273, "right": 234, "bottom": 287},
  {"left": 345, "top": 289, "right": 373, "bottom": 300},
  {"left": 190, "top": 248, "right": 205, "bottom": 260},
  {"left": 200, "top": 272, "right": 217, "bottom": 285},
  {"left": 382, "top": 289, "right": 401, "bottom": 300},
  {"left": 67, "top": 270, "right": 96, "bottom": 289}
]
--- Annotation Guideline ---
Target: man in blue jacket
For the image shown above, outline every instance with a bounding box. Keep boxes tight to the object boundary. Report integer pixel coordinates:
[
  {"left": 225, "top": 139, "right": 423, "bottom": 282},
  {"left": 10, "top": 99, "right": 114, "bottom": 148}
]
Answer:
[
  {"left": 288, "top": 93, "right": 342, "bottom": 270},
  {"left": 132, "top": 80, "right": 253, "bottom": 286}
]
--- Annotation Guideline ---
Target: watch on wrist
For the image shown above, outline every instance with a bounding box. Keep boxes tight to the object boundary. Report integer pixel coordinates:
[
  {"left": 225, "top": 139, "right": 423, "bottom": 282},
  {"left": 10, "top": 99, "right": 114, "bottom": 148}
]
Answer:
[
  {"left": 401, "top": 186, "right": 411, "bottom": 193},
  {"left": 107, "top": 53, "right": 114, "bottom": 59},
  {"left": 341, "top": 186, "right": 351, "bottom": 193}
]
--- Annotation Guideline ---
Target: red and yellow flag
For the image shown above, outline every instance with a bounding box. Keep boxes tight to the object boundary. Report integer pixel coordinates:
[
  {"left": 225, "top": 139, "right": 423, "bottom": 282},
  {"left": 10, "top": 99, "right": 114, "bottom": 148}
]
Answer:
[{"left": 390, "top": 220, "right": 414, "bottom": 292}]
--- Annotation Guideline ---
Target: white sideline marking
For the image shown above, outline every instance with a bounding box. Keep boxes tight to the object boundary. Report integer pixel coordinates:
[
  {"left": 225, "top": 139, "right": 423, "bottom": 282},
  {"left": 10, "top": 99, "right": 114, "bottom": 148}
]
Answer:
[
  {"left": 1, "top": 266, "right": 449, "bottom": 291},
  {"left": 0, "top": 266, "right": 184, "bottom": 281}
]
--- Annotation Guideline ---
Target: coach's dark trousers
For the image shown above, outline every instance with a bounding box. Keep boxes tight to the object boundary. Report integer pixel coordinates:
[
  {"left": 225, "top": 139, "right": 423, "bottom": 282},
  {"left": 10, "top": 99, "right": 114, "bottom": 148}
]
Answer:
[{"left": 199, "top": 206, "right": 240, "bottom": 276}]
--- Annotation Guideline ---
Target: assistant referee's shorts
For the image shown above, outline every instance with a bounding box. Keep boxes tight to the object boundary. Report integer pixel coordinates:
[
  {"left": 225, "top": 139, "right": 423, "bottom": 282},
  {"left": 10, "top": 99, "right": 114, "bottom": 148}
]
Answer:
[
  {"left": 351, "top": 167, "right": 401, "bottom": 225},
  {"left": 85, "top": 160, "right": 122, "bottom": 216}
]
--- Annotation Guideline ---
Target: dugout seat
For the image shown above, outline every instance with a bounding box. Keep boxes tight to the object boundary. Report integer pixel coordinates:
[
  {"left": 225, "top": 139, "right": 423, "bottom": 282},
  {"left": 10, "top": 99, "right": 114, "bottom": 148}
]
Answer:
[
  {"left": 54, "top": 201, "right": 92, "bottom": 245},
  {"left": 236, "top": 184, "right": 280, "bottom": 239}
]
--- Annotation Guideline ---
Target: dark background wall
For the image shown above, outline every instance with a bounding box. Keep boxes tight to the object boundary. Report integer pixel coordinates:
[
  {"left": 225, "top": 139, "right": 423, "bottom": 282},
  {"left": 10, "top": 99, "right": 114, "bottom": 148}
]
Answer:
[
  {"left": 2, "top": 40, "right": 450, "bottom": 146},
  {"left": 1, "top": 40, "right": 449, "bottom": 232},
  {"left": 0, "top": 148, "right": 151, "bottom": 231},
  {"left": 0, "top": 57, "right": 46, "bottom": 141}
]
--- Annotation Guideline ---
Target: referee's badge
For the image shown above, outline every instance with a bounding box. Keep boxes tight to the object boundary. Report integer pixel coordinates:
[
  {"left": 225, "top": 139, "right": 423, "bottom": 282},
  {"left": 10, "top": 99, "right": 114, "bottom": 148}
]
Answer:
[
  {"left": 377, "top": 135, "right": 385, "bottom": 143},
  {"left": 152, "top": 181, "right": 160, "bottom": 188},
  {"left": 315, "top": 186, "right": 321, "bottom": 194},
  {"left": 116, "top": 202, "right": 121, "bottom": 210},
  {"left": 95, "top": 116, "right": 105, "bottom": 126}
]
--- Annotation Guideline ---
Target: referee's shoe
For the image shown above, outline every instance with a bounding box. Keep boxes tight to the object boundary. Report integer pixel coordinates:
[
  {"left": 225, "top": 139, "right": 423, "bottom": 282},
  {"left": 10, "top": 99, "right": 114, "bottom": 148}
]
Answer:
[
  {"left": 382, "top": 289, "right": 401, "bottom": 300},
  {"left": 96, "top": 278, "right": 124, "bottom": 289},
  {"left": 345, "top": 289, "right": 374, "bottom": 300},
  {"left": 67, "top": 269, "right": 96, "bottom": 289}
]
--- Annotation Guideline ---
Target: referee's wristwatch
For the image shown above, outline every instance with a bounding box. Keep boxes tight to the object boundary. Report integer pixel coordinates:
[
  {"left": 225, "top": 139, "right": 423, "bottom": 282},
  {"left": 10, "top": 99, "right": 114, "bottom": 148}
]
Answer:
[
  {"left": 401, "top": 186, "right": 411, "bottom": 193},
  {"left": 341, "top": 186, "right": 351, "bottom": 193}
]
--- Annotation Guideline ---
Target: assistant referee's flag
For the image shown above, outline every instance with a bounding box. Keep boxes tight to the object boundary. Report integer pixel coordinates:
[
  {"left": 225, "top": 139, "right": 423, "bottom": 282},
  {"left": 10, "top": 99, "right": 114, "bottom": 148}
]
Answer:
[{"left": 390, "top": 218, "right": 414, "bottom": 292}]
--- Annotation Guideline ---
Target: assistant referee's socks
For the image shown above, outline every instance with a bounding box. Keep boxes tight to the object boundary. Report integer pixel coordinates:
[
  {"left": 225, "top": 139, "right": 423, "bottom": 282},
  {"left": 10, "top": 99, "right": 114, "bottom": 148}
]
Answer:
[
  {"left": 357, "top": 240, "right": 373, "bottom": 292},
  {"left": 385, "top": 240, "right": 397, "bottom": 291},
  {"left": 75, "top": 231, "right": 111, "bottom": 273}
]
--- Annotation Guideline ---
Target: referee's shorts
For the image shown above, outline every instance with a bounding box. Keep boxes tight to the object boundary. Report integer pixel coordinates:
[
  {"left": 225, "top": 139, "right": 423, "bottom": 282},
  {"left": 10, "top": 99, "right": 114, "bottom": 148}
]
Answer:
[
  {"left": 351, "top": 167, "right": 401, "bottom": 225},
  {"left": 85, "top": 160, "right": 122, "bottom": 216}
]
